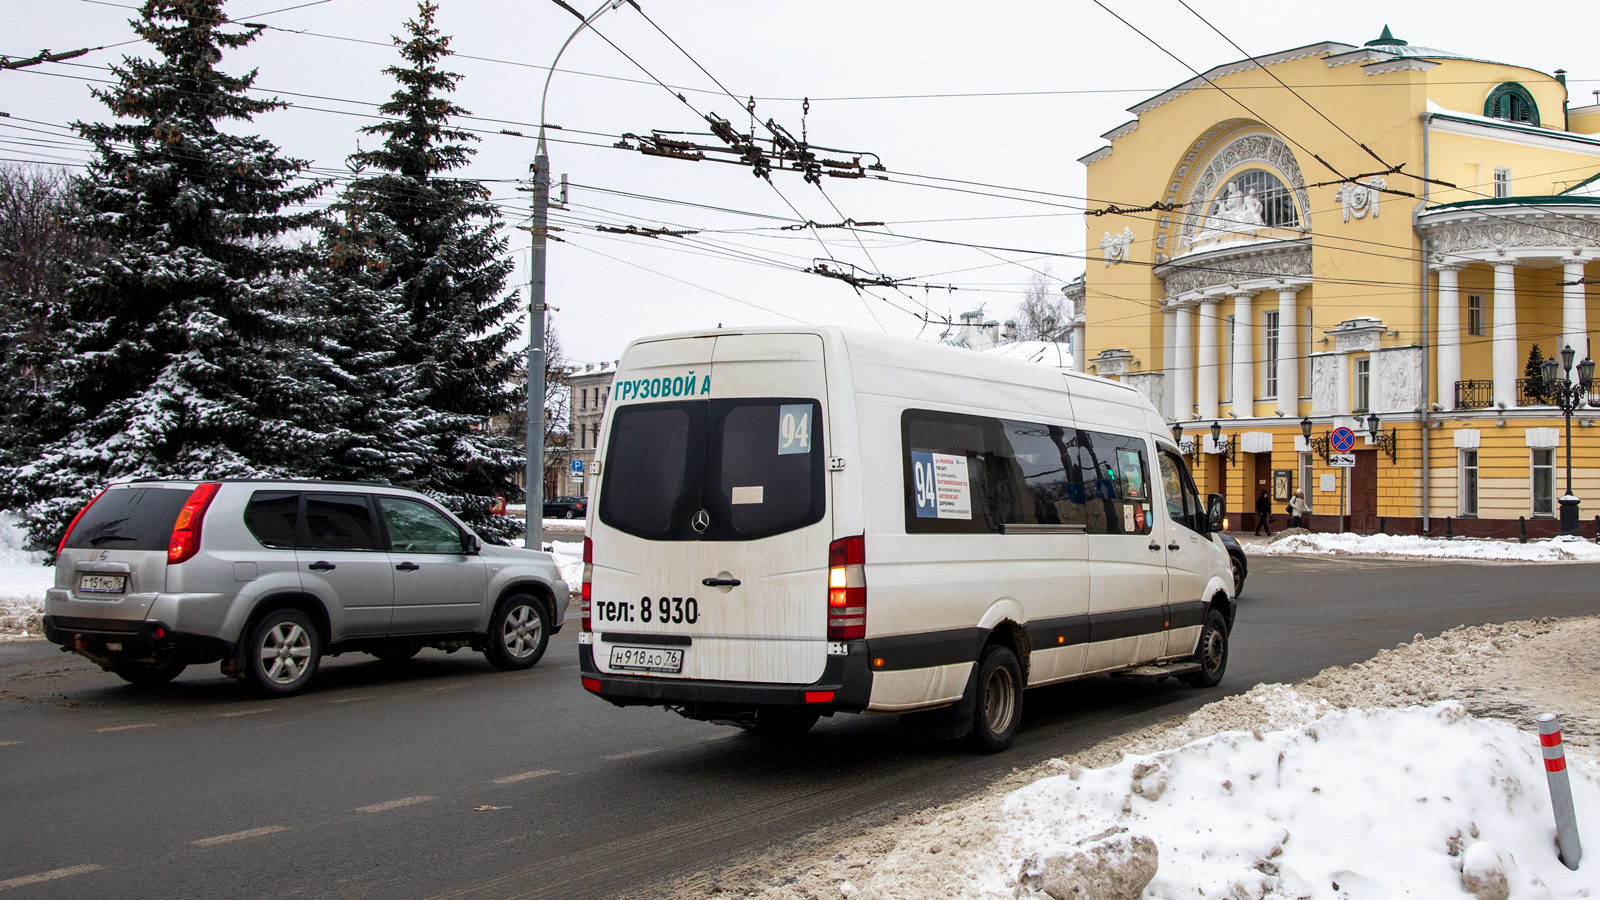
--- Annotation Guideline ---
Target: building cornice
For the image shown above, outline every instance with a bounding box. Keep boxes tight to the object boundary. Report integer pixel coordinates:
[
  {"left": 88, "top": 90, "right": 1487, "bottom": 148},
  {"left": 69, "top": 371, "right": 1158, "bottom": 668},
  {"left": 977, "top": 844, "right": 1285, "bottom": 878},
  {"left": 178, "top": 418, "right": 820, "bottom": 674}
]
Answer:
[
  {"left": 1426, "top": 113, "right": 1600, "bottom": 157},
  {"left": 1127, "top": 42, "right": 1355, "bottom": 116},
  {"left": 1153, "top": 236, "right": 1312, "bottom": 299}
]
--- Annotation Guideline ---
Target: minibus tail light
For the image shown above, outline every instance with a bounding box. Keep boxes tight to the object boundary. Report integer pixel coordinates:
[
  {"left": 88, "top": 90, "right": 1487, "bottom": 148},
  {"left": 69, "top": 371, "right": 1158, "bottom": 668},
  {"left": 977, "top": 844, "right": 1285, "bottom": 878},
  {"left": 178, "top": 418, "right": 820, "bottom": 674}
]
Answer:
[
  {"left": 827, "top": 535, "right": 866, "bottom": 641},
  {"left": 167, "top": 482, "right": 221, "bottom": 564},
  {"left": 581, "top": 537, "right": 593, "bottom": 632},
  {"left": 57, "top": 487, "right": 108, "bottom": 558}
]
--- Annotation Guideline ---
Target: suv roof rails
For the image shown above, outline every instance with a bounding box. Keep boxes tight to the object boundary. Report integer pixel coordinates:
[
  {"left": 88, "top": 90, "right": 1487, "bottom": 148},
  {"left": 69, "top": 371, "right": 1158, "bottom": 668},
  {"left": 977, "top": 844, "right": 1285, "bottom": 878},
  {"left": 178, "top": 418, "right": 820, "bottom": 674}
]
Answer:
[{"left": 123, "top": 478, "right": 398, "bottom": 487}]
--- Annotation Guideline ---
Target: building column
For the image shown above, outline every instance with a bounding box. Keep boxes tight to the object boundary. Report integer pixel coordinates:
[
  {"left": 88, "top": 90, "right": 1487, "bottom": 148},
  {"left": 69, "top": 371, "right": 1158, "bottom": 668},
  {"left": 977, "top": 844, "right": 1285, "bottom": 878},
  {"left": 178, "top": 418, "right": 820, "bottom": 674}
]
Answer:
[
  {"left": 1491, "top": 259, "right": 1519, "bottom": 407},
  {"left": 1072, "top": 319, "right": 1087, "bottom": 374},
  {"left": 1231, "top": 290, "right": 1257, "bottom": 417},
  {"left": 1562, "top": 257, "right": 1589, "bottom": 361},
  {"left": 1160, "top": 306, "right": 1176, "bottom": 419},
  {"left": 1173, "top": 301, "right": 1194, "bottom": 420},
  {"left": 1434, "top": 264, "right": 1464, "bottom": 408},
  {"left": 1196, "top": 295, "right": 1221, "bottom": 420},
  {"left": 1276, "top": 285, "right": 1302, "bottom": 415}
]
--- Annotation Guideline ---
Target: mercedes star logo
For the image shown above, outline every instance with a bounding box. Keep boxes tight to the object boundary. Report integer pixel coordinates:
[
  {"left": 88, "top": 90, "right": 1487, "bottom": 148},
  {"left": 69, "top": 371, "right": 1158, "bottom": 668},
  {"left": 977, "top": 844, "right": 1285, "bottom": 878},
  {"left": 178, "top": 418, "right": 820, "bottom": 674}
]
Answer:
[{"left": 691, "top": 509, "right": 710, "bottom": 534}]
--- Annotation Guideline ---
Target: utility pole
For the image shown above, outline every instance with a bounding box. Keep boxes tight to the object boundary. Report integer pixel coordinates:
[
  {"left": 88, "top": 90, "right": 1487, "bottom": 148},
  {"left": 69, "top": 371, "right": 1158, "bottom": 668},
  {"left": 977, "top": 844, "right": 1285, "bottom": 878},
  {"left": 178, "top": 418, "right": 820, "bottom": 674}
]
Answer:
[{"left": 524, "top": 153, "right": 549, "bottom": 550}]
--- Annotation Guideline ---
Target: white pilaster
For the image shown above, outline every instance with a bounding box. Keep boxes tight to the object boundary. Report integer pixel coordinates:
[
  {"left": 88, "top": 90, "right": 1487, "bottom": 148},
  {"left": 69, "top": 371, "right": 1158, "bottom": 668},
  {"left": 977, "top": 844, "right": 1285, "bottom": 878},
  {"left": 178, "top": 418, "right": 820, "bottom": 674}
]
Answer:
[
  {"left": 1231, "top": 290, "right": 1256, "bottom": 417},
  {"left": 1491, "top": 259, "right": 1519, "bottom": 408},
  {"left": 1276, "top": 286, "right": 1302, "bottom": 414},
  {"left": 1072, "top": 322, "right": 1087, "bottom": 374},
  {"left": 1562, "top": 257, "right": 1589, "bottom": 361},
  {"left": 1434, "top": 264, "right": 1464, "bottom": 408},
  {"left": 1196, "top": 296, "right": 1221, "bottom": 420},
  {"left": 1173, "top": 301, "right": 1194, "bottom": 420}
]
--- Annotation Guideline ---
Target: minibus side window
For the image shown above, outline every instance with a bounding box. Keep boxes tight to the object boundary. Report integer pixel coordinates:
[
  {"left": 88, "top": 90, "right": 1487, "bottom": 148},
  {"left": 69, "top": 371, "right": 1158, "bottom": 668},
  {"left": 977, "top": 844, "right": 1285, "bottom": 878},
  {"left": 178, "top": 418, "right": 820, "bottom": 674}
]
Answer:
[
  {"left": 1002, "top": 419, "right": 1084, "bottom": 526},
  {"left": 1157, "top": 450, "right": 1194, "bottom": 533},
  {"left": 902, "top": 410, "right": 1084, "bottom": 534},
  {"left": 1072, "top": 432, "right": 1154, "bottom": 536}
]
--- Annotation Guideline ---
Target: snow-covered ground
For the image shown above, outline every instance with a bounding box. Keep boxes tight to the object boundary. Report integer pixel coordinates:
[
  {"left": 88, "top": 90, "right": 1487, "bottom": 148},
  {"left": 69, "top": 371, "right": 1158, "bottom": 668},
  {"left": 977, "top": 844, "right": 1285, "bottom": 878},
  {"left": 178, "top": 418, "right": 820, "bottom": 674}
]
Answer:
[
  {"left": 0, "top": 513, "right": 51, "bottom": 638},
  {"left": 1249, "top": 530, "right": 1600, "bottom": 562},
  {"left": 683, "top": 618, "right": 1600, "bottom": 900}
]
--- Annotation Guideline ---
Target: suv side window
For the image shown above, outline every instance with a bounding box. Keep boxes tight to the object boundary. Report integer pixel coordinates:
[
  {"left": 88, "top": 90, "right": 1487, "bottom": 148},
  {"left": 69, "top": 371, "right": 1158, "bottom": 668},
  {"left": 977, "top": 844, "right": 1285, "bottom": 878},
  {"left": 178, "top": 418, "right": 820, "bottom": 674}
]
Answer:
[
  {"left": 302, "top": 493, "right": 382, "bottom": 551},
  {"left": 244, "top": 491, "right": 300, "bottom": 549},
  {"left": 379, "top": 497, "right": 466, "bottom": 554}
]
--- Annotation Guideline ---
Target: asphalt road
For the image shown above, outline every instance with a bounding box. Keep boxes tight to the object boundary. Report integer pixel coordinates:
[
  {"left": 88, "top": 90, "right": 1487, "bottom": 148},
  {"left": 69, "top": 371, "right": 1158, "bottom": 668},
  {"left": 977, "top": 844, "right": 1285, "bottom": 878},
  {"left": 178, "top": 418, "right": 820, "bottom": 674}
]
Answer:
[{"left": 1, "top": 556, "right": 1596, "bottom": 899}]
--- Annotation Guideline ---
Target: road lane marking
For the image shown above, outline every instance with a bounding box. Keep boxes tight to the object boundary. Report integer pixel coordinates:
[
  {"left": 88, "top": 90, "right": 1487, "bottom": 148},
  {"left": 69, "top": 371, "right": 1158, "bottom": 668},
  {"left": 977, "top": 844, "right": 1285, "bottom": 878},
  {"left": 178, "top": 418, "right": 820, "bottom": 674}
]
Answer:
[
  {"left": 191, "top": 826, "right": 286, "bottom": 847},
  {"left": 492, "top": 769, "right": 558, "bottom": 784},
  {"left": 357, "top": 795, "right": 434, "bottom": 813},
  {"left": 0, "top": 741, "right": 22, "bottom": 748},
  {"left": 327, "top": 695, "right": 373, "bottom": 704},
  {"left": 603, "top": 748, "right": 657, "bottom": 761},
  {"left": 219, "top": 708, "right": 273, "bottom": 718},
  {"left": 94, "top": 723, "right": 156, "bottom": 733},
  {"left": 0, "top": 865, "right": 104, "bottom": 891}
]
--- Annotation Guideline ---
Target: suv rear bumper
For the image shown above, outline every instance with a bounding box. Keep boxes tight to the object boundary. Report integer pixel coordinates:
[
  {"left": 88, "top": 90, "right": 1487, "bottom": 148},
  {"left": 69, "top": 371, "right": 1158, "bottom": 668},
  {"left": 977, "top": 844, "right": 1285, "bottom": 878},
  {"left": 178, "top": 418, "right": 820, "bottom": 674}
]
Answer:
[
  {"left": 578, "top": 641, "right": 873, "bottom": 719},
  {"left": 43, "top": 615, "right": 233, "bottom": 664}
]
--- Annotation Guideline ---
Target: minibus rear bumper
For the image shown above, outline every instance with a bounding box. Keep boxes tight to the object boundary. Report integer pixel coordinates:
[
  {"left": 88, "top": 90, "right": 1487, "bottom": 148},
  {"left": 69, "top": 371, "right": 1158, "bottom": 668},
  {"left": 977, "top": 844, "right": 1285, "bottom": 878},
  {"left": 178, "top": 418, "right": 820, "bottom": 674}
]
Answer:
[{"left": 578, "top": 641, "right": 872, "bottom": 720}]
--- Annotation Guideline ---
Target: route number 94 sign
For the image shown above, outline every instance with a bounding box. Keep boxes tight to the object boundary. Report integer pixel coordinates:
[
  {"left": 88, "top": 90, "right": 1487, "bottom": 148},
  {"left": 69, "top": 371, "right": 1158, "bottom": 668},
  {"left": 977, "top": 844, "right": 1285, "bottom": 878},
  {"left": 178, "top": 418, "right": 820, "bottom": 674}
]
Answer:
[{"left": 911, "top": 452, "right": 972, "bottom": 519}]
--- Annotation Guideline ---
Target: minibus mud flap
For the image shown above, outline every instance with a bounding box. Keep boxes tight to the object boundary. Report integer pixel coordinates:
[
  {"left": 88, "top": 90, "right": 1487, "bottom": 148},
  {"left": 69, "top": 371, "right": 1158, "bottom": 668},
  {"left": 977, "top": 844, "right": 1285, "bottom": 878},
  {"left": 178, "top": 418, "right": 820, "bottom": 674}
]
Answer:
[{"left": 897, "top": 664, "right": 981, "bottom": 740}]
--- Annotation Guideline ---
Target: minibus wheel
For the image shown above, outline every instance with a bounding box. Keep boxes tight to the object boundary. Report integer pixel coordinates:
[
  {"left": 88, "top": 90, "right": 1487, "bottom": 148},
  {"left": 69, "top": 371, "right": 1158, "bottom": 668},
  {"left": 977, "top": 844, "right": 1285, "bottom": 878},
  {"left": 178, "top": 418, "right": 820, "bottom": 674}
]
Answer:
[
  {"left": 1185, "top": 609, "right": 1230, "bottom": 688},
  {"left": 969, "top": 644, "right": 1023, "bottom": 753}
]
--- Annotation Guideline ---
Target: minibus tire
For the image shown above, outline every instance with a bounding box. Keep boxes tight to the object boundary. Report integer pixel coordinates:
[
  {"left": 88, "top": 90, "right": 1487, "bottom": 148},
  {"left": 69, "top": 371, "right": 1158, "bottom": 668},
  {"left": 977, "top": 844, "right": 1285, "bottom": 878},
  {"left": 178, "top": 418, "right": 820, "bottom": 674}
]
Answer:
[
  {"left": 749, "top": 708, "right": 820, "bottom": 736},
  {"left": 112, "top": 660, "right": 187, "bottom": 687},
  {"left": 1185, "top": 609, "right": 1230, "bottom": 688},
  {"left": 969, "top": 644, "right": 1023, "bottom": 753}
]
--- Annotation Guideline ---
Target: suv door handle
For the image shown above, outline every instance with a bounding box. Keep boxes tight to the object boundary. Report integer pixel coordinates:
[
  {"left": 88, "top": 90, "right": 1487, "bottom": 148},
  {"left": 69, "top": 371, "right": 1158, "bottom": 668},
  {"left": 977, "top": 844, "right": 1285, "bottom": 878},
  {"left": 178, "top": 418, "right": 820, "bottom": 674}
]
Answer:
[
  {"left": 701, "top": 577, "right": 741, "bottom": 587},
  {"left": 1148, "top": 542, "right": 1162, "bottom": 551},
  {"left": 395, "top": 561, "right": 420, "bottom": 572},
  {"left": 1168, "top": 542, "right": 1182, "bottom": 551},
  {"left": 308, "top": 561, "right": 336, "bottom": 571}
]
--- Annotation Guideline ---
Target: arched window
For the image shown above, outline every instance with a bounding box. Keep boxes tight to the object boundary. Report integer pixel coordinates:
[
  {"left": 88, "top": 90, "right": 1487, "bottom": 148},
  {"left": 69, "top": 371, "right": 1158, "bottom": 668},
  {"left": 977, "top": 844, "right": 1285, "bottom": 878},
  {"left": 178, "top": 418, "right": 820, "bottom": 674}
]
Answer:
[
  {"left": 1205, "top": 168, "right": 1299, "bottom": 231},
  {"left": 1485, "top": 83, "right": 1539, "bottom": 126}
]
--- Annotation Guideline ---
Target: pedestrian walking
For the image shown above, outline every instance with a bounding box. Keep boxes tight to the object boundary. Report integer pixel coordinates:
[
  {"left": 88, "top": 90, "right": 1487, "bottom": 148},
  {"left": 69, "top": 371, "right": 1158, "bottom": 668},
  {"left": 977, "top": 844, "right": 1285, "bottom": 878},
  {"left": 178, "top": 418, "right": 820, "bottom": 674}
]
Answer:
[
  {"left": 1287, "top": 489, "right": 1310, "bottom": 529},
  {"left": 1254, "top": 489, "right": 1273, "bottom": 536}
]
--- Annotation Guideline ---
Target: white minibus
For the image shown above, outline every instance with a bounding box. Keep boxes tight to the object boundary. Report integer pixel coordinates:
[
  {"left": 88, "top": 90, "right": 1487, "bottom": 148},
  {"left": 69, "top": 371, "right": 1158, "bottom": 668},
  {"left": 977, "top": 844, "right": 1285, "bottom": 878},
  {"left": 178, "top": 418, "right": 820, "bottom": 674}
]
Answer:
[{"left": 579, "top": 327, "right": 1234, "bottom": 752}]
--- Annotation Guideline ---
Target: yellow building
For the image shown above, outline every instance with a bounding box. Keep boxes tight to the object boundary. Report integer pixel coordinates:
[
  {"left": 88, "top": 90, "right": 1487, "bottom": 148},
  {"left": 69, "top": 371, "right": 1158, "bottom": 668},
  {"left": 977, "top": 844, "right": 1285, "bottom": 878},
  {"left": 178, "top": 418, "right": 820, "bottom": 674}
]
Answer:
[{"left": 1071, "top": 27, "right": 1600, "bottom": 538}]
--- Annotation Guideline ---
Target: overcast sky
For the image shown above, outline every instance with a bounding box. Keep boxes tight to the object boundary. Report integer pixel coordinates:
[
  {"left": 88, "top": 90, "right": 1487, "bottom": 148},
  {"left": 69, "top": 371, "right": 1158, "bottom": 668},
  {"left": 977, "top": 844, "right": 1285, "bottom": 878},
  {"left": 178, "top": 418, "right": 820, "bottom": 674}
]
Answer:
[{"left": 4, "top": 1, "right": 1596, "bottom": 365}]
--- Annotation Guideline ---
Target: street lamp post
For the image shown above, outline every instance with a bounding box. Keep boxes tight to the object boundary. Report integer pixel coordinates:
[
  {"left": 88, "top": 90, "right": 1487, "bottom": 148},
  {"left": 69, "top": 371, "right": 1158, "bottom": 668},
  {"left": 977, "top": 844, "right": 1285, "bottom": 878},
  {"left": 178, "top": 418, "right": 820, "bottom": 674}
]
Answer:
[{"left": 1539, "top": 343, "right": 1596, "bottom": 536}]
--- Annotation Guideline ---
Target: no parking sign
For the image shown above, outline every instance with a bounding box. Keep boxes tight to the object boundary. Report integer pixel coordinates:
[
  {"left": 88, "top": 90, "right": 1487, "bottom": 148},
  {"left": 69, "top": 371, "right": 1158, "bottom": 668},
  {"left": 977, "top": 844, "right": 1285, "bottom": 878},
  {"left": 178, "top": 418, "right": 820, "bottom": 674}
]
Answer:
[{"left": 1330, "top": 426, "right": 1356, "bottom": 453}]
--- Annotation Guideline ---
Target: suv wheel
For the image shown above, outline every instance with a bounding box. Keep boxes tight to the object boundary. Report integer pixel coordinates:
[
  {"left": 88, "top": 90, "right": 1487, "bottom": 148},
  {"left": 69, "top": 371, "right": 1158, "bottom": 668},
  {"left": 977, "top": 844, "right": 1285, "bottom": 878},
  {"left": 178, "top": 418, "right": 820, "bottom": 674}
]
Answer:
[
  {"left": 484, "top": 594, "right": 549, "bottom": 670},
  {"left": 244, "top": 608, "right": 321, "bottom": 695},
  {"left": 112, "top": 660, "right": 187, "bottom": 687},
  {"left": 968, "top": 644, "right": 1023, "bottom": 753}
]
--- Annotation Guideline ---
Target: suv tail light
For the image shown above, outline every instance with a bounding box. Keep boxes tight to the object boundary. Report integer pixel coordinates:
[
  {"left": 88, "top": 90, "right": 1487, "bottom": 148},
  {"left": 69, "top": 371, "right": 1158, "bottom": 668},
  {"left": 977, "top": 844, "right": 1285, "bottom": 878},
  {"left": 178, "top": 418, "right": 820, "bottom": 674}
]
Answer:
[
  {"left": 580, "top": 537, "right": 593, "bottom": 632},
  {"left": 167, "top": 482, "right": 221, "bottom": 565},
  {"left": 827, "top": 535, "right": 866, "bottom": 641},
  {"left": 57, "top": 488, "right": 108, "bottom": 558}
]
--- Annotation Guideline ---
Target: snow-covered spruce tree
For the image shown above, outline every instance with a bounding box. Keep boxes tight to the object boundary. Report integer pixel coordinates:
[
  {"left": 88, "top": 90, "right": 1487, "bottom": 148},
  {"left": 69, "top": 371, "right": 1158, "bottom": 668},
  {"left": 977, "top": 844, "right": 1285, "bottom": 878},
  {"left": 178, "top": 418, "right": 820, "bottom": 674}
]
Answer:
[
  {"left": 0, "top": 0, "right": 329, "bottom": 549},
  {"left": 300, "top": 163, "right": 432, "bottom": 486},
  {"left": 342, "top": 1, "right": 524, "bottom": 543}
]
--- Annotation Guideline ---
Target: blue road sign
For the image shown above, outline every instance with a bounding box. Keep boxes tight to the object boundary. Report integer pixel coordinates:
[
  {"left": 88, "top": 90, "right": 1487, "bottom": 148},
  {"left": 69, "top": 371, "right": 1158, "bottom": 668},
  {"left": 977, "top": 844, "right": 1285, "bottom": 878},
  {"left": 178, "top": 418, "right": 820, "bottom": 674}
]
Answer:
[
  {"left": 1330, "top": 426, "right": 1356, "bottom": 453},
  {"left": 571, "top": 459, "right": 584, "bottom": 473}
]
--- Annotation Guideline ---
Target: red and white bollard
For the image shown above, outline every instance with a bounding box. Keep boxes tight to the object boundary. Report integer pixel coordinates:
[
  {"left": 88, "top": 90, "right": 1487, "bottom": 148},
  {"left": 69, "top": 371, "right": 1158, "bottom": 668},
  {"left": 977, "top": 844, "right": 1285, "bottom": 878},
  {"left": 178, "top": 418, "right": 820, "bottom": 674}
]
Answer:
[{"left": 1539, "top": 712, "right": 1583, "bottom": 870}]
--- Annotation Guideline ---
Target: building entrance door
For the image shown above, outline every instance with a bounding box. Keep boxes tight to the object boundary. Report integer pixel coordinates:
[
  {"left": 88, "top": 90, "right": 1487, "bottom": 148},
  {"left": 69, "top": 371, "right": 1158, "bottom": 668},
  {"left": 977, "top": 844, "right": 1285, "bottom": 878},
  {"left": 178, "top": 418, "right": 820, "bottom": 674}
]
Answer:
[{"left": 1351, "top": 450, "right": 1378, "bottom": 533}]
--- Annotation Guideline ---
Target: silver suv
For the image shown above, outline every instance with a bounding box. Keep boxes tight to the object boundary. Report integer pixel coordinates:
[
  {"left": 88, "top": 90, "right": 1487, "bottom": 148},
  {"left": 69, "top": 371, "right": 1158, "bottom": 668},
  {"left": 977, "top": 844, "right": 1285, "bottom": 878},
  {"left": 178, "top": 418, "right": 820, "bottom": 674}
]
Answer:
[{"left": 43, "top": 480, "right": 569, "bottom": 695}]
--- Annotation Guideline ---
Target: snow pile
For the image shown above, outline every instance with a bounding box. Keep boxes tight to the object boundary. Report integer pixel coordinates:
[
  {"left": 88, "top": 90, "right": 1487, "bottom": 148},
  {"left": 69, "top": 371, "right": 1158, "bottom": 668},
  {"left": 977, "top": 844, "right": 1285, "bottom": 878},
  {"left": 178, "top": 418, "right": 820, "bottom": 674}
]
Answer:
[
  {"left": 1000, "top": 702, "right": 1599, "bottom": 900},
  {"left": 546, "top": 540, "right": 583, "bottom": 592},
  {"left": 1250, "top": 531, "right": 1600, "bottom": 562},
  {"left": 0, "top": 513, "right": 52, "bottom": 638}
]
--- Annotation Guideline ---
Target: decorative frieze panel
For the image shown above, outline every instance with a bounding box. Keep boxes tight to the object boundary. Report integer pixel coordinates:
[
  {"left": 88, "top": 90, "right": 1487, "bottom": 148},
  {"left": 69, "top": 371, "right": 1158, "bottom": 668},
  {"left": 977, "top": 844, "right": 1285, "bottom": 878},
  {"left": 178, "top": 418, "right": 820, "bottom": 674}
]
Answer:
[
  {"left": 1329, "top": 317, "right": 1385, "bottom": 353},
  {"left": 1093, "top": 348, "right": 1134, "bottom": 377},
  {"left": 1423, "top": 216, "right": 1600, "bottom": 257},
  {"left": 1157, "top": 244, "right": 1311, "bottom": 298},
  {"left": 1123, "top": 372, "right": 1164, "bottom": 413},
  {"left": 1310, "top": 354, "right": 1340, "bottom": 415},
  {"left": 1373, "top": 346, "right": 1423, "bottom": 413}
]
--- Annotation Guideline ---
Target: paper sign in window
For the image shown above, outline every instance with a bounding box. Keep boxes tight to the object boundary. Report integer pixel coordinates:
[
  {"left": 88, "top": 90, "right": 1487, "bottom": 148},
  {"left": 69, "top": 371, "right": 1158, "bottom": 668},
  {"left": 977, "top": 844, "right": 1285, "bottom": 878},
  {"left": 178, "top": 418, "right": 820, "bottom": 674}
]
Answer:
[
  {"left": 731, "top": 485, "right": 764, "bottom": 505},
  {"left": 778, "top": 404, "right": 812, "bottom": 455},
  {"left": 911, "top": 451, "right": 972, "bottom": 519}
]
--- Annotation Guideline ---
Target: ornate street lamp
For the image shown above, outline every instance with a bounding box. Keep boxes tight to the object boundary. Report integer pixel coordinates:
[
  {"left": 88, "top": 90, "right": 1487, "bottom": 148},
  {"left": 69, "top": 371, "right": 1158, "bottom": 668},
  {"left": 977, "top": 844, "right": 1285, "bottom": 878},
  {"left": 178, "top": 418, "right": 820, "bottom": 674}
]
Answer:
[
  {"left": 1540, "top": 343, "right": 1596, "bottom": 535},
  {"left": 1364, "top": 412, "right": 1398, "bottom": 462},
  {"left": 1300, "top": 416, "right": 1330, "bottom": 459},
  {"left": 1209, "top": 421, "right": 1235, "bottom": 464}
]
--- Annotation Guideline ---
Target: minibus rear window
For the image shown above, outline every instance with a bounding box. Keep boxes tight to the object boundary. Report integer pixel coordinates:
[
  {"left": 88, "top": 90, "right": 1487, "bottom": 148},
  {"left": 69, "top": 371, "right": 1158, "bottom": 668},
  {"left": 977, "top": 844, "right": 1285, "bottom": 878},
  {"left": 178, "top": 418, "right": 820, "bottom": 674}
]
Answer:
[
  {"left": 599, "top": 398, "right": 825, "bottom": 541},
  {"left": 62, "top": 487, "right": 192, "bottom": 552}
]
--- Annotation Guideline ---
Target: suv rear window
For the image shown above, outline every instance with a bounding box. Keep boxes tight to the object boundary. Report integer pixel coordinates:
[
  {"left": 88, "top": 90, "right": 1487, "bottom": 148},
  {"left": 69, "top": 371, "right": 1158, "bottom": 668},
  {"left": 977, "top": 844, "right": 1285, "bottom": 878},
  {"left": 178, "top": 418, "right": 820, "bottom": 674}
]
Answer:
[
  {"left": 599, "top": 398, "right": 825, "bottom": 541},
  {"left": 63, "top": 486, "right": 192, "bottom": 551}
]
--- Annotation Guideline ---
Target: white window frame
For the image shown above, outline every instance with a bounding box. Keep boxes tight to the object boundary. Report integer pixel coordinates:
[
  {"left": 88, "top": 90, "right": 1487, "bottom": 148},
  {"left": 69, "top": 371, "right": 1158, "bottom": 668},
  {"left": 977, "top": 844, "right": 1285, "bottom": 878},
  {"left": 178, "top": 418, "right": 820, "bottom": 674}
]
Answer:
[
  {"left": 1460, "top": 449, "right": 1479, "bottom": 516},
  {"left": 1532, "top": 448, "right": 1556, "bottom": 517},
  {"left": 1263, "top": 310, "right": 1280, "bottom": 399},
  {"left": 1493, "top": 167, "right": 1511, "bottom": 198},
  {"left": 1467, "top": 294, "right": 1485, "bottom": 337},
  {"left": 1354, "top": 357, "right": 1371, "bottom": 413},
  {"left": 1298, "top": 451, "right": 1313, "bottom": 512}
]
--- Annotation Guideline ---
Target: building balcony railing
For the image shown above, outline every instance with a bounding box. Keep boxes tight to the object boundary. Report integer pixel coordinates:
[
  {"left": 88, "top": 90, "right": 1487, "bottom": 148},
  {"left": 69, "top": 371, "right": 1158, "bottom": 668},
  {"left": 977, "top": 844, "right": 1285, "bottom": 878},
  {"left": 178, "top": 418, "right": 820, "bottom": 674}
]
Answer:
[{"left": 1454, "top": 378, "right": 1593, "bottom": 409}]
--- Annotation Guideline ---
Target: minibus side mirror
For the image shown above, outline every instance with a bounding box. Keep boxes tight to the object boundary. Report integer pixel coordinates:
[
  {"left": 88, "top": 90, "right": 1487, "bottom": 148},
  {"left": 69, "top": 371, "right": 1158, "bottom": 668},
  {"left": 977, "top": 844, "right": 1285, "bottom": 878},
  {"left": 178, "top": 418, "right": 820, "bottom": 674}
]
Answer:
[{"left": 1206, "top": 494, "right": 1226, "bottom": 533}]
